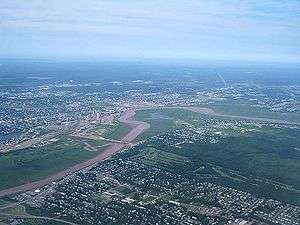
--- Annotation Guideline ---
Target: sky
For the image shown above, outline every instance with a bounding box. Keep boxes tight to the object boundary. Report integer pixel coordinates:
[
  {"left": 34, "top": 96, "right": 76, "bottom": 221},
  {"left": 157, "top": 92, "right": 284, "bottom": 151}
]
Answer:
[{"left": 0, "top": 0, "right": 300, "bottom": 62}]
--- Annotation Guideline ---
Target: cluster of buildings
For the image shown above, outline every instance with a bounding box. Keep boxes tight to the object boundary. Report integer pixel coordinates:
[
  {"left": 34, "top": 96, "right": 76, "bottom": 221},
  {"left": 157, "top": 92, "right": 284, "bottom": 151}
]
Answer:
[
  {"left": 1, "top": 77, "right": 299, "bottom": 225},
  {"left": 1, "top": 76, "right": 299, "bottom": 152},
  {"left": 19, "top": 157, "right": 299, "bottom": 225},
  {"left": 0, "top": 83, "right": 122, "bottom": 152},
  {"left": 148, "top": 118, "right": 267, "bottom": 149}
]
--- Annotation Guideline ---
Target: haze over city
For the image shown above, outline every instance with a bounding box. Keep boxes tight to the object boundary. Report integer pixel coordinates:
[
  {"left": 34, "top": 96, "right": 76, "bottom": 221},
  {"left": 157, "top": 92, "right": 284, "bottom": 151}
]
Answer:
[{"left": 1, "top": 0, "right": 300, "bottom": 62}]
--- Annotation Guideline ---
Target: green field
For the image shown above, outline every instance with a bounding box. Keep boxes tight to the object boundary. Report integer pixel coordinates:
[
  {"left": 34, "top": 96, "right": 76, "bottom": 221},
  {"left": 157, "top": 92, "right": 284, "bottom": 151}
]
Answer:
[
  {"left": 130, "top": 147, "right": 191, "bottom": 170},
  {"left": 199, "top": 102, "right": 300, "bottom": 123},
  {"left": 180, "top": 128, "right": 299, "bottom": 188},
  {"left": 0, "top": 118, "right": 133, "bottom": 191},
  {"left": 134, "top": 108, "right": 300, "bottom": 188},
  {"left": 0, "top": 201, "right": 67, "bottom": 225},
  {"left": 0, "top": 199, "right": 11, "bottom": 208},
  {"left": 134, "top": 108, "right": 205, "bottom": 140},
  {"left": 0, "top": 136, "right": 104, "bottom": 190},
  {"left": 98, "top": 122, "right": 132, "bottom": 140},
  {"left": 68, "top": 135, "right": 109, "bottom": 147},
  {"left": 131, "top": 108, "right": 300, "bottom": 205}
]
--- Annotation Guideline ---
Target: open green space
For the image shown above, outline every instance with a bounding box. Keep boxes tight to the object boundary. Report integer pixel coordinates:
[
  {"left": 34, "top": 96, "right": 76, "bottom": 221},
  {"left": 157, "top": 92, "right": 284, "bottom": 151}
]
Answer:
[
  {"left": 128, "top": 143, "right": 300, "bottom": 205},
  {"left": 125, "top": 107, "right": 300, "bottom": 204},
  {"left": 0, "top": 217, "right": 67, "bottom": 225},
  {"left": 98, "top": 122, "right": 132, "bottom": 140},
  {"left": 179, "top": 128, "right": 300, "bottom": 188},
  {"left": 0, "top": 203, "right": 66, "bottom": 225},
  {"left": 198, "top": 102, "right": 300, "bottom": 123},
  {"left": 0, "top": 136, "right": 103, "bottom": 190},
  {"left": 68, "top": 135, "right": 109, "bottom": 147},
  {"left": 149, "top": 127, "right": 300, "bottom": 204},
  {"left": 112, "top": 185, "right": 133, "bottom": 196},
  {"left": 1, "top": 204, "right": 28, "bottom": 215},
  {"left": 134, "top": 108, "right": 206, "bottom": 140},
  {"left": 14, "top": 219, "right": 67, "bottom": 225},
  {"left": 0, "top": 116, "right": 133, "bottom": 191},
  {"left": 0, "top": 199, "right": 11, "bottom": 208},
  {"left": 130, "top": 147, "right": 191, "bottom": 170},
  {"left": 135, "top": 108, "right": 300, "bottom": 189}
]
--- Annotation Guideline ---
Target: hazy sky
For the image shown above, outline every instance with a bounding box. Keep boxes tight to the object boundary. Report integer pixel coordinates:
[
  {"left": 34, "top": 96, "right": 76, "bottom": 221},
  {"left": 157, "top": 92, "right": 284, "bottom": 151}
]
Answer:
[{"left": 1, "top": 0, "right": 299, "bottom": 62}]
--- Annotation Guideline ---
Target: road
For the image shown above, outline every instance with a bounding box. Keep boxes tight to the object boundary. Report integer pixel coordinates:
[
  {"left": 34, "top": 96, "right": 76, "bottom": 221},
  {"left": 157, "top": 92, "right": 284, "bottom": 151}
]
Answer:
[{"left": 0, "top": 109, "right": 150, "bottom": 197}]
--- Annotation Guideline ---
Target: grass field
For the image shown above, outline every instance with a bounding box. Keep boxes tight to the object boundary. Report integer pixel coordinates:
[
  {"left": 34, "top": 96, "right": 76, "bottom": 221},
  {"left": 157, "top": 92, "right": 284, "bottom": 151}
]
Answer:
[
  {"left": 134, "top": 108, "right": 202, "bottom": 140},
  {"left": 129, "top": 107, "right": 300, "bottom": 205},
  {"left": 1, "top": 204, "right": 28, "bottom": 215},
  {"left": 127, "top": 142, "right": 300, "bottom": 205},
  {"left": 134, "top": 108, "right": 300, "bottom": 184},
  {"left": 191, "top": 129, "right": 299, "bottom": 188},
  {"left": 155, "top": 129, "right": 300, "bottom": 204},
  {"left": 98, "top": 122, "right": 132, "bottom": 140},
  {"left": 0, "top": 202, "right": 67, "bottom": 225},
  {"left": 0, "top": 115, "right": 133, "bottom": 191},
  {"left": 0, "top": 199, "right": 11, "bottom": 207},
  {"left": 198, "top": 102, "right": 300, "bottom": 123},
  {"left": 134, "top": 108, "right": 300, "bottom": 189},
  {"left": 158, "top": 126, "right": 300, "bottom": 188},
  {"left": 13, "top": 219, "right": 67, "bottom": 225},
  {"left": 130, "top": 147, "right": 191, "bottom": 170},
  {"left": 0, "top": 136, "right": 103, "bottom": 190},
  {"left": 68, "top": 135, "right": 109, "bottom": 147}
]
